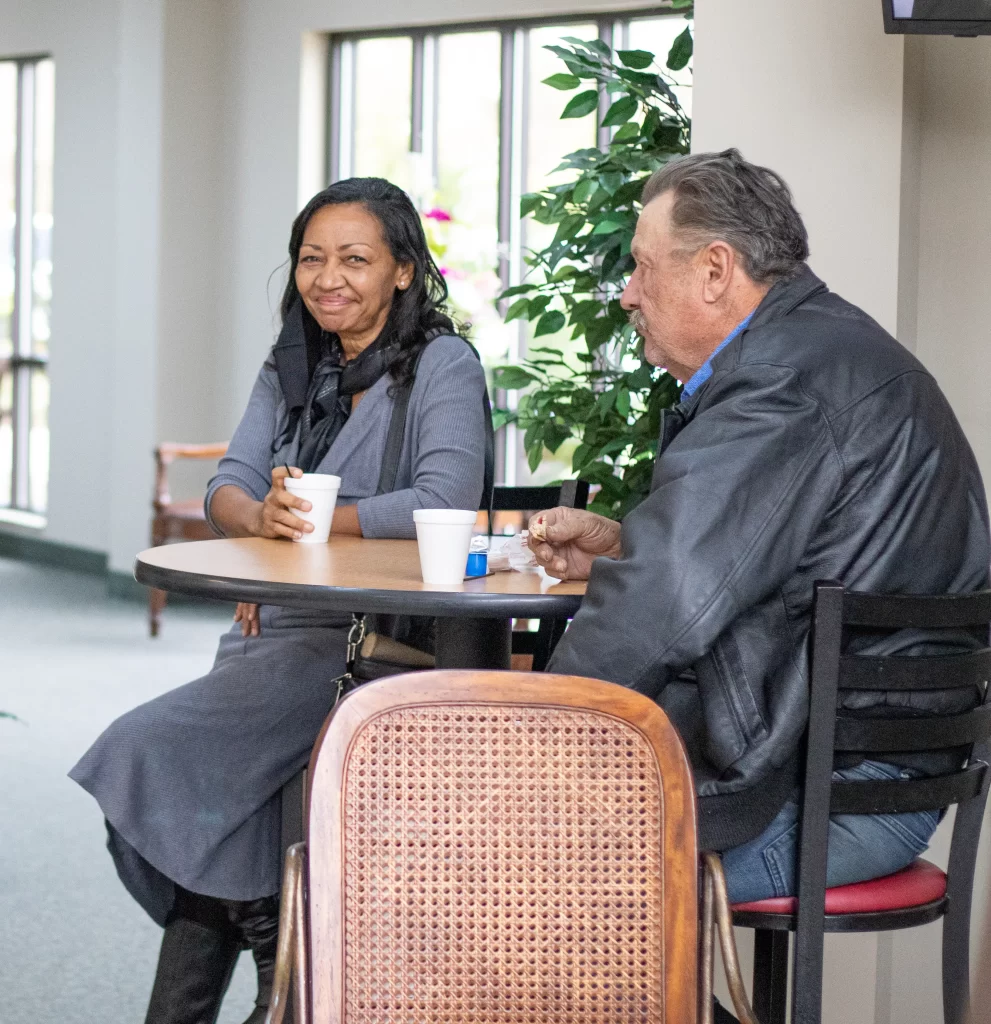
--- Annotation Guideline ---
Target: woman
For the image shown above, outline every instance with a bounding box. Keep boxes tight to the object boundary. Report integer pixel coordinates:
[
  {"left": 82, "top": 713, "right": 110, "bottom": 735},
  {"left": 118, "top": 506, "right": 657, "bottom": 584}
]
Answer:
[{"left": 71, "top": 178, "right": 488, "bottom": 1024}]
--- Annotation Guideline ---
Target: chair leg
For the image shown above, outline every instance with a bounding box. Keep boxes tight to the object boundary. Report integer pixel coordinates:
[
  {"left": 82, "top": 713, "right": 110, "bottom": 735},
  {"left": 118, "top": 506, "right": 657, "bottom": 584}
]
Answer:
[
  {"left": 281, "top": 769, "right": 307, "bottom": 873},
  {"left": 532, "top": 618, "right": 567, "bottom": 672},
  {"left": 752, "top": 929, "right": 789, "bottom": 1024},
  {"left": 149, "top": 587, "right": 168, "bottom": 638}
]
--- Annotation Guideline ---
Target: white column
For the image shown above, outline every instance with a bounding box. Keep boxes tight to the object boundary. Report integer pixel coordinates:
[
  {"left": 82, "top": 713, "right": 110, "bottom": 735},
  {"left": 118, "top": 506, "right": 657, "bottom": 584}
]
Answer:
[{"left": 108, "top": 0, "right": 165, "bottom": 574}]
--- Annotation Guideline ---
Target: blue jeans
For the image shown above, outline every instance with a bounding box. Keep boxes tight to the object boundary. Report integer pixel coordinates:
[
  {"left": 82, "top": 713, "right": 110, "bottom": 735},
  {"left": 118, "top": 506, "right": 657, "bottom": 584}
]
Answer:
[{"left": 721, "top": 760, "right": 941, "bottom": 904}]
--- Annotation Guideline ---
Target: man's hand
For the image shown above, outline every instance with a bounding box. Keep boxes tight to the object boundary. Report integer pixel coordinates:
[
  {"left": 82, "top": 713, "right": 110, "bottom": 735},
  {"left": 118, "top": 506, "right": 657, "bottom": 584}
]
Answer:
[
  {"left": 234, "top": 602, "right": 260, "bottom": 637},
  {"left": 253, "top": 466, "right": 313, "bottom": 540},
  {"left": 527, "top": 507, "right": 622, "bottom": 581}
]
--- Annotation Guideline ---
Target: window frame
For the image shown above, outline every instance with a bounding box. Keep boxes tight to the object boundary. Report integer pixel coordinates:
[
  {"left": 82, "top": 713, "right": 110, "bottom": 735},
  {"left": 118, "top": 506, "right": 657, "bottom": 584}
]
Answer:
[
  {"left": 325, "top": 8, "right": 686, "bottom": 483},
  {"left": 2, "top": 52, "right": 52, "bottom": 518}
]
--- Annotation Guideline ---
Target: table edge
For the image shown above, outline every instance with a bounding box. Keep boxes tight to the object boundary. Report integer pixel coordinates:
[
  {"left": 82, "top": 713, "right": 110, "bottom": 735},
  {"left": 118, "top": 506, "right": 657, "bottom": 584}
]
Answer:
[{"left": 134, "top": 556, "right": 585, "bottom": 620}]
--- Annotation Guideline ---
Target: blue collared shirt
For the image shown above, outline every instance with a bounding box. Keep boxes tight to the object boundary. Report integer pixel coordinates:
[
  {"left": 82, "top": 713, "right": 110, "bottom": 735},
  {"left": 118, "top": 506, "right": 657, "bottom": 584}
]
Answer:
[{"left": 680, "top": 314, "right": 754, "bottom": 399}]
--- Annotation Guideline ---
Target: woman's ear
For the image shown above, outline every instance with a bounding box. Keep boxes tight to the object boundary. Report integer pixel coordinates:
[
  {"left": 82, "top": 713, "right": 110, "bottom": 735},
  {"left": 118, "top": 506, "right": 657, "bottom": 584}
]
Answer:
[{"left": 396, "top": 262, "right": 415, "bottom": 291}]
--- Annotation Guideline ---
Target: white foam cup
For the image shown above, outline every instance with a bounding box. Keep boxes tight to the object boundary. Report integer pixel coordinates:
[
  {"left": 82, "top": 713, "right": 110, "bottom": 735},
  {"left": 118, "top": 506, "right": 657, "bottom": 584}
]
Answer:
[
  {"left": 284, "top": 473, "right": 341, "bottom": 543},
  {"left": 413, "top": 509, "right": 478, "bottom": 584}
]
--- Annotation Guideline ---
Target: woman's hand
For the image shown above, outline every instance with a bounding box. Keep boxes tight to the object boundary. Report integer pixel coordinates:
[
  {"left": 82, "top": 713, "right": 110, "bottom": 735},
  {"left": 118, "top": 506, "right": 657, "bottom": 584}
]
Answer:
[
  {"left": 234, "top": 602, "right": 260, "bottom": 637},
  {"left": 527, "top": 507, "right": 622, "bottom": 581},
  {"left": 253, "top": 466, "right": 313, "bottom": 541}
]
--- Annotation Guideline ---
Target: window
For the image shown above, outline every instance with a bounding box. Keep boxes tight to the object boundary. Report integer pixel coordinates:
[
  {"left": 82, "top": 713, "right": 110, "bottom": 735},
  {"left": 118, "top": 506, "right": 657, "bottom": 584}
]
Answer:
[
  {"left": 327, "top": 12, "right": 690, "bottom": 482},
  {"left": 0, "top": 56, "right": 54, "bottom": 518}
]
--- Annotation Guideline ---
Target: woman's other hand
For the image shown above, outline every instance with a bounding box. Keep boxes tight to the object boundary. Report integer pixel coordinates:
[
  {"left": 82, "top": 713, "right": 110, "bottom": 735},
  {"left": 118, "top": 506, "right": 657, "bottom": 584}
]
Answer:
[
  {"left": 527, "top": 507, "right": 622, "bottom": 581},
  {"left": 254, "top": 466, "right": 313, "bottom": 540},
  {"left": 234, "top": 603, "right": 260, "bottom": 637}
]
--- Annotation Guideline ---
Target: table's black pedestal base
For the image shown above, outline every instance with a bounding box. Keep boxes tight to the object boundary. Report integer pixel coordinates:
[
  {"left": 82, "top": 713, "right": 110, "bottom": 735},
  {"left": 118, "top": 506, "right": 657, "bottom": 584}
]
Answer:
[{"left": 435, "top": 617, "right": 512, "bottom": 670}]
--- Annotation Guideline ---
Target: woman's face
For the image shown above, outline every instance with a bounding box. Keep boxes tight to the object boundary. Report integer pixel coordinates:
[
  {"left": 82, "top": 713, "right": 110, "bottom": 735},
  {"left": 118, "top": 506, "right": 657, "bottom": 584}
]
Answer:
[{"left": 294, "top": 202, "right": 413, "bottom": 350}]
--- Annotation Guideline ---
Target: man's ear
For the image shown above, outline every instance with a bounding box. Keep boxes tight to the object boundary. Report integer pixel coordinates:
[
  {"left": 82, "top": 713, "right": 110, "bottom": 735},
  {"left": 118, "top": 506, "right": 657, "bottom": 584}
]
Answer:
[{"left": 700, "top": 241, "right": 735, "bottom": 304}]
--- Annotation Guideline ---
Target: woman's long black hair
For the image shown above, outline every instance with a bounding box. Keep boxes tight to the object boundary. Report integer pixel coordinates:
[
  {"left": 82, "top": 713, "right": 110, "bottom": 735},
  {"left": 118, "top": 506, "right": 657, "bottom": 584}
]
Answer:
[{"left": 281, "top": 177, "right": 458, "bottom": 388}]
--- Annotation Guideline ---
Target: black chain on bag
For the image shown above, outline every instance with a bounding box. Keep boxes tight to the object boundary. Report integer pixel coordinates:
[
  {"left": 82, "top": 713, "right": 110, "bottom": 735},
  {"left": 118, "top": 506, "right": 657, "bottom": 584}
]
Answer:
[{"left": 329, "top": 614, "right": 367, "bottom": 705}]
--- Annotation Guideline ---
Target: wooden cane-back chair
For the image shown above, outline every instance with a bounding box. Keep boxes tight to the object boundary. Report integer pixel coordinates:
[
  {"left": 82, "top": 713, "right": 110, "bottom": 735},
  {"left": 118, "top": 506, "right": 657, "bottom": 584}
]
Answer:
[
  {"left": 149, "top": 442, "right": 228, "bottom": 635},
  {"left": 268, "top": 671, "right": 703, "bottom": 1024}
]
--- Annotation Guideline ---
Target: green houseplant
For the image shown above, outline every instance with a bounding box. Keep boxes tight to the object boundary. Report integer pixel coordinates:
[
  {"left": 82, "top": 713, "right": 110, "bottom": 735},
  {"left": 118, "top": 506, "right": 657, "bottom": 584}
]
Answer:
[{"left": 494, "top": 14, "right": 693, "bottom": 519}]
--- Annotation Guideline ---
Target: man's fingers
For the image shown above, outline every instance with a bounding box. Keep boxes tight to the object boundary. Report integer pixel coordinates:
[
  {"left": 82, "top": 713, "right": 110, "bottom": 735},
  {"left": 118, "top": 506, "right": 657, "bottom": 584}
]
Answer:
[
  {"left": 530, "top": 541, "right": 557, "bottom": 565},
  {"left": 541, "top": 507, "right": 586, "bottom": 543}
]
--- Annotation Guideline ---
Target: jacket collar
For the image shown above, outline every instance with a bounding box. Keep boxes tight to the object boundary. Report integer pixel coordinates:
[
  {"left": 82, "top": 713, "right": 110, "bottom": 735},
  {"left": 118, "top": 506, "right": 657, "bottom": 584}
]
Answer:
[
  {"left": 671, "top": 265, "right": 826, "bottom": 420},
  {"left": 746, "top": 263, "right": 827, "bottom": 331}
]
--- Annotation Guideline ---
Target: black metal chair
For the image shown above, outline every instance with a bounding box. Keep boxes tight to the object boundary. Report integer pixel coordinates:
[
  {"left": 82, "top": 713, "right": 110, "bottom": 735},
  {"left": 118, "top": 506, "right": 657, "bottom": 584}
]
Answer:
[
  {"left": 280, "top": 479, "right": 591, "bottom": 866},
  {"left": 731, "top": 581, "right": 991, "bottom": 1024},
  {"left": 490, "top": 479, "right": 590, "bottom": 672}
]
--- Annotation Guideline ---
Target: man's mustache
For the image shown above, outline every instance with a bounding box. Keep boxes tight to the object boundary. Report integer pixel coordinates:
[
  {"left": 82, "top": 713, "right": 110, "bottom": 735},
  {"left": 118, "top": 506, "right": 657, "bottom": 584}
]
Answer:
[{"left": 628, "top": 309, "right": 648, "bottom": 335}]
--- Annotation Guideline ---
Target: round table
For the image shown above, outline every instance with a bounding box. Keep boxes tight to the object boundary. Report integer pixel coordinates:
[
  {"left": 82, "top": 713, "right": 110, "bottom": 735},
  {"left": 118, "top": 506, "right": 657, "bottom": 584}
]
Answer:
[{"left": 135, "top": 536, "right": 587, "bottom": 669}]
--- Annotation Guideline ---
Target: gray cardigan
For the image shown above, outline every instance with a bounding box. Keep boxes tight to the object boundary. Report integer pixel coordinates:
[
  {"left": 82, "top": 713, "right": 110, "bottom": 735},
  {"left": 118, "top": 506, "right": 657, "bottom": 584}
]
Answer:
[{"left": 206, "top": 333, "right": 487, "bottom": 539}]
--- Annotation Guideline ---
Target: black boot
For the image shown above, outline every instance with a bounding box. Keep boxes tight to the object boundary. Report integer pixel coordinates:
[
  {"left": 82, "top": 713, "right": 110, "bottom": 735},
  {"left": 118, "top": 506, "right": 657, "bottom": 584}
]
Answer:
[
  {"left": 713, "top": 998, "right": 741, "bottom": 1023},
  {"left": 144, "top": 889, "right": 241, "bottom": 1024},
  {"left": 225, "top": 895, "right": 288, "bottom": 1024}
]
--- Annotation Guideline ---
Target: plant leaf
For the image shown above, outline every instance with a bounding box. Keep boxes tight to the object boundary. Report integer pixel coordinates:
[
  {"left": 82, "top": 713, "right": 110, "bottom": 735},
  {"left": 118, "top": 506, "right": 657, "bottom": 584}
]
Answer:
[
  {"left": 491, "top": 407, "right": 517, "bottom": 431},
  {"left": 504, "top": 298, "right": 530, "bottom": 322},
  {"left": 534, "top": 310, "right": 566, "bottom": 337},
  {"left": 667, "top": 27, "right": 693, "bottom": 72},
  {"left": 572, "top": 178, "right": 595, "bottom": 204},
  {"left": 543, "top": 73, "right": 581, "bottom": 91},
  {"left": 617, "top": 49, "right": 654, "bottom": 70},
  {"left": 611, "top": 122, "right": 640, "bottom": 143},
  {"left": 561, "top": 89, "right": 599, "bottom": 119},
  {"left": 498, "top": 283, "right": 536, "bottom": 299},
  {"left": 492, "top": 366, "right": 538, "bottom": 391},
  {"left": 552, "top": 213, "right": 585, "bottom": 245},
  {"left": 520, "top": 193, "right": 542, "bottom": 217},
  {"left": 601, "top": 95, "right": 639, "bottom": 127}
]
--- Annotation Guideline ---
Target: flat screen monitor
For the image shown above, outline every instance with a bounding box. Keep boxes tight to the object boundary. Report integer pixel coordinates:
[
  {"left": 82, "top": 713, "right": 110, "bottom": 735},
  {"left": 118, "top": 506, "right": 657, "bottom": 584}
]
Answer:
[{"left": 884, "top": 0, "right": 991, "bottom": 34}]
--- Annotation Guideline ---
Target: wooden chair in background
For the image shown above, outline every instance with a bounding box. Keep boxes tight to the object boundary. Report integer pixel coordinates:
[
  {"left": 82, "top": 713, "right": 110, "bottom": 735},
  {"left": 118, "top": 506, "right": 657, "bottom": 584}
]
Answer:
[
  {"left": 267, "top": 670, "right": 759, "bottom": 1024},
  {"left": 149, "top": 442, "right": 228, "bottom": 636}
]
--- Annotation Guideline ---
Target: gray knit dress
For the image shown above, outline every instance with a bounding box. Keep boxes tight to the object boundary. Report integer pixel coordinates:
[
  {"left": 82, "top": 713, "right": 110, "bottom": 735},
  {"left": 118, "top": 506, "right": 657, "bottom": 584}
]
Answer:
[{"left": 70, "top": 334, "right": 487, "bottom": 924}]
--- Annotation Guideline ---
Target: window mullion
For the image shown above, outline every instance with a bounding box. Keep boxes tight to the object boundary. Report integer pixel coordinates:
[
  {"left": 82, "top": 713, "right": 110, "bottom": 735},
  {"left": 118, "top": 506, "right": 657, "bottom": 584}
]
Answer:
[
  {"left": 327, "top": 39, "right": 342, "bottom": 182},
  {"left": 597, "top": 19, "right": 615, "bottom": 152},
  {"left": 12, "top": 60, "right": 35, "bottom": 510},
  {"left": 329, "top": 40, "right": 355, "bottom": 182},
  {"left": 410, "top": 33, "right": 424, "bottom": 156}
]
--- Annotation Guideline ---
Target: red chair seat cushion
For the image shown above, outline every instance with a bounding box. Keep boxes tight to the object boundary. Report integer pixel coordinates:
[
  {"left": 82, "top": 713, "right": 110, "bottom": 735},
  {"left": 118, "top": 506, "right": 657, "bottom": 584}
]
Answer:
[{"left": 731, "top": 859, "right": 947, "bottom": 916}]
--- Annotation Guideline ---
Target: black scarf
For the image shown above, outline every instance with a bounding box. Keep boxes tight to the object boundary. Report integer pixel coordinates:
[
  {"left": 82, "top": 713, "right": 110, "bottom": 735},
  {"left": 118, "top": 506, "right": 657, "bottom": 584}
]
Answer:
[{"left": 273, "top": 299, "right": 396, "bottom": 472}]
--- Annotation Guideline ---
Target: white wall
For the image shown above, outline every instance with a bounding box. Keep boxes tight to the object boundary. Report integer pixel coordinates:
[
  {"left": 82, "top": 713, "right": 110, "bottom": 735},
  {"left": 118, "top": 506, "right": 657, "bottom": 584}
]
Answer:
[
  {"left": 914, "top": 35, "right": 991, "bottom": 500},
  {"left": 1, "top": 0, "right": 120, "bottom": 555},
  {"left": 692, "top": 0, "right": 909, "bottom": 337}
]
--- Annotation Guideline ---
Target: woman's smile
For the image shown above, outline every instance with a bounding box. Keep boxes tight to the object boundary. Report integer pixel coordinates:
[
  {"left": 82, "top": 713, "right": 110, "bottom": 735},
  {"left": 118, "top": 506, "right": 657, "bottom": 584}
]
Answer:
[{"left": 294, "top": 202, "right": 412, "bottom": 357}]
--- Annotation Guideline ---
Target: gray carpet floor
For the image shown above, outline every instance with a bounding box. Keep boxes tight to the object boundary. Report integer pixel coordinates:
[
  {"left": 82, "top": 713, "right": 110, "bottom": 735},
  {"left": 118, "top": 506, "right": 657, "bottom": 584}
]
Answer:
[{"left": 0, "top": 557, "right": 257, "bottom": 1024}]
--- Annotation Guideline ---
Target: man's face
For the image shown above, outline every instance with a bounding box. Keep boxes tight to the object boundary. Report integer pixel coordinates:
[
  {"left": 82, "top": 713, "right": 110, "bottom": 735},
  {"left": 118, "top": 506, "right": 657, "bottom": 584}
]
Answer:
[{"left": 621, "top": 192, "right": 709, "bottom": 382}]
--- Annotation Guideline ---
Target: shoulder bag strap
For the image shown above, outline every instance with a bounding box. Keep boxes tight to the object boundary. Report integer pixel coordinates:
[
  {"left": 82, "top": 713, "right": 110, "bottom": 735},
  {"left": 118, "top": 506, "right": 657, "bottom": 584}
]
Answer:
[{"left": 375, "top": 333, "right": 495, "bottom": 512}]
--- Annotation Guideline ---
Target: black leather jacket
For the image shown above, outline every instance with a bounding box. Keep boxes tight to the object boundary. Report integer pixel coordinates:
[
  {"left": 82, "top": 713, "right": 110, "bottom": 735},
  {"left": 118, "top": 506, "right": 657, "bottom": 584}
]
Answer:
[{"left": 548, "top": 267, "right": 990, "bottom": 850}]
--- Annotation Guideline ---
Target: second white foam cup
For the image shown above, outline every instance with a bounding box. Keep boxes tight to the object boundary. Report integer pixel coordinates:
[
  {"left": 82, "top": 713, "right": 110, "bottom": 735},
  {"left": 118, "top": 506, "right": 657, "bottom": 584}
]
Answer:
[
  {"left": 413, "top": 509, "right": 478, "bottom": 584},
  {"left": 284, "top": 473, "right": 341, "bottom": 543}
]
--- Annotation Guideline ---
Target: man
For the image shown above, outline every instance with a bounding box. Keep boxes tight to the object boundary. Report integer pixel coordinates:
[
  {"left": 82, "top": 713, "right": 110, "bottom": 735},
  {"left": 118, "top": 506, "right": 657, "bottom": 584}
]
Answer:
[{"left": 530, "top": 149, "right": 990, "bottom": 905}]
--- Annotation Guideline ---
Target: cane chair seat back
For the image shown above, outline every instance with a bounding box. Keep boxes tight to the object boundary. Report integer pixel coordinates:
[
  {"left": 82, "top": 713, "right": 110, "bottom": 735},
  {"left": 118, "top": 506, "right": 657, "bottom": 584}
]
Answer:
[{"left": 304, "top": 671, "right": 699, "bottom": 1024}]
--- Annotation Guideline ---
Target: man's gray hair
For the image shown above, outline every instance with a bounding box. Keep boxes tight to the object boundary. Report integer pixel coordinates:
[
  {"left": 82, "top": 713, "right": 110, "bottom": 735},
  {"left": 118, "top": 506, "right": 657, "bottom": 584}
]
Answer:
[{"left": 640, "top": 148, "right": 809, "bottom": 283}]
